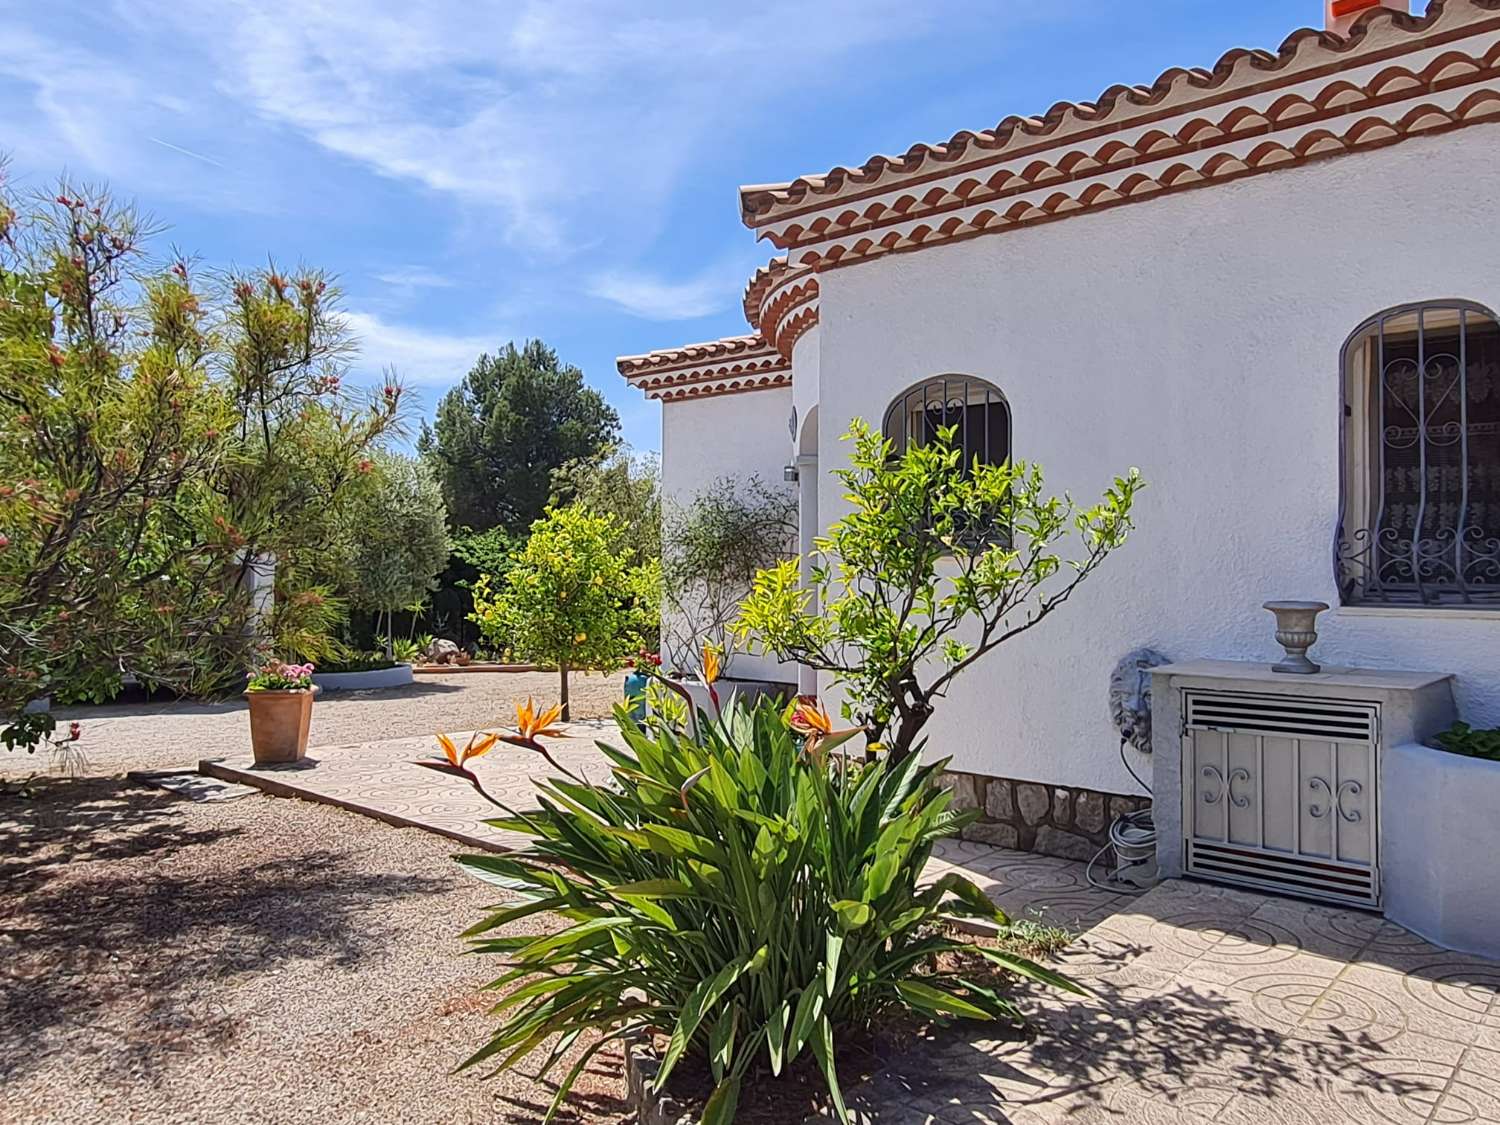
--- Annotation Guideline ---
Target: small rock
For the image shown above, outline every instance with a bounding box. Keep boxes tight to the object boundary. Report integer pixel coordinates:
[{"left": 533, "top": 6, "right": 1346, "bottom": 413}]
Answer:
[
  {"left": 1035, "top": 826, "right": 1098, "bottom": 862},
  {"left": 424, "top": 638, "right": 461, "bottom": 665},
  {"left": 1075, "top": 791, "right": 1107, "bottom": 834},
  {"left": 984, "top": 779, "right": 1015, "bottom": 822},
  {"left": 963, "top": 821, "right": 1020, "bottom": 849},
  {"left": 1109, "top": 795, "right": 1141, "bottom": 824},
  {"left": 1017, "top": 783, "right": 1050, "bottom": 826}
]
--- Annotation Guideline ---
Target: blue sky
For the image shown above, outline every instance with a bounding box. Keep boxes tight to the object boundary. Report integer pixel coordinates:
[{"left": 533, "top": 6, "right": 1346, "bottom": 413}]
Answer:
[{"left": 1, "top": 0, "right": 1323, "bottom": 453}]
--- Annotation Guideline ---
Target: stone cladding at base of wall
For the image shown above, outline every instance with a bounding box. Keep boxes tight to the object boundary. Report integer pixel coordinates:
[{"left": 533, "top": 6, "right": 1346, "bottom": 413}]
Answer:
[{"left": 938, "top": 770, "right": 1149, "bottom": 862}]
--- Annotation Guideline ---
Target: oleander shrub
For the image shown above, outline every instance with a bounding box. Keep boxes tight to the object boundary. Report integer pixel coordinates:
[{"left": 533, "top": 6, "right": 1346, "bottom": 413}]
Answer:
[{"left": 435, "top": 698, "right": 1084, "bottom": 1124}]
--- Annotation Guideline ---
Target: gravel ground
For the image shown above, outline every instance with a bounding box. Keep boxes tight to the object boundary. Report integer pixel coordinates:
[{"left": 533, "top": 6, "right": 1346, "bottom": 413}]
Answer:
[
  {"left": 2, "top": 671, "right": 624, "bottom": 782},
  {"left": 0, "top": 776, "right": 634, "bottom": 1125}
]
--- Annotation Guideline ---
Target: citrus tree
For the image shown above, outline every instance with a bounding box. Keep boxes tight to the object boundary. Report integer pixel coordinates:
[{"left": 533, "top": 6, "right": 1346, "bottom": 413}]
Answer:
[
  {"left": 736, "top": 419, "right": 1143, "bottom": 763},
  {"left": 469, "top": 505, "right": 651, "bottom": 717}
]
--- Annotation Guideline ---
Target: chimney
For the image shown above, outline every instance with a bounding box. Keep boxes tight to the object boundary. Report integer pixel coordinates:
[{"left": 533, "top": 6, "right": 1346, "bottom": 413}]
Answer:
[{"left": 1326, "top": 0, "right": 1411, "bottom": 34}]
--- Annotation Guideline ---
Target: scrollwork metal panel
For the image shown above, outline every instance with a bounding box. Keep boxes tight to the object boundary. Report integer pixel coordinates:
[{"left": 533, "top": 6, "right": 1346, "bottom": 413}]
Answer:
[{"left": 1184, "top": 691, "right": 1380, "bottom": 907}]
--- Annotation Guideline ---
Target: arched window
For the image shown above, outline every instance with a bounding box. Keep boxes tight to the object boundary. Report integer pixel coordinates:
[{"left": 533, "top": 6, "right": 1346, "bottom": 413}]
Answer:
[
  {"left": 1337, "top": 301, "right": 1500, "bottom": 607},
  {"left": 882, "top": 375, "right": 1011, "bottom": 467}
]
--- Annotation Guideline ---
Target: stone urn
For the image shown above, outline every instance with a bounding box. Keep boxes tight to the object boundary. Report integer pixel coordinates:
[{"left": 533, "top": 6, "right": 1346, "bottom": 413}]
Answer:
[
  {"left": 245, "top": 687, "right": 318, "bottom": 765},
  {"left": 1263, "top": 601, "right": 1330, "bottom": 675}
]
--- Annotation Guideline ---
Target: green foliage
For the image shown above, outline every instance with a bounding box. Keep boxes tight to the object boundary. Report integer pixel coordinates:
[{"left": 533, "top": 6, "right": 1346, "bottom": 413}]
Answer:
[
  {"left": 0, "top": 179, "right": 234, "bottom": 733},
  {"left": 469, "top": 505, "right": 652, "bottom": 715},
  {"left": 319, "top": 651, "right": 400, "bottom": 674},
  {"left": 214, "top": 263, "right": 406, "bottom": 669},
  {"left": 452, "top": 526, "right": 519, "bottom": 578},
  {"left": 662, "top": 475, "right": 796, "bottom": 673},
  {"left": 419, "top": 340, "right": 619, "bottom": 533},
  {"left": 1432, "top": 721, "right": 1500, "bottom": 761},
  {"left": 551, "top": 446, "right": 661, "bottom": 568},
  {"left": 736, "top": 419, "right": 1142, "bottom": 761},
  {"left": 379, "top": 635, "right": 426, "bottom": 664},
  {"left": 453, "top": 699, "right": 1083, "bottom": 1122},
  {"left": 338, "top": 452, "right": 451, "bottom": 653},
  {"left": 0, "top": 175, "right": 407, "bottom": 745}
]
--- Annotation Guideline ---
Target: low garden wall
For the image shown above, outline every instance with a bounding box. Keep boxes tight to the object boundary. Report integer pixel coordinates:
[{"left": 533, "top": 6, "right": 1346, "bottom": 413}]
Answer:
[
  {"left": 311, "top": 664, "right": 414, "bottom": 691},
  {"left": 1382, "top": 741, "right": 1500, "bottom": 961}
]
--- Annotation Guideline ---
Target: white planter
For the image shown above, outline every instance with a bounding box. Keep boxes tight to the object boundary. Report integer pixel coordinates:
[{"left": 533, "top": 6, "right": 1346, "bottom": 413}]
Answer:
[
  {"left": 311, "top": 664, "right": 414, "bottom": 692},
  {"left": 1383, "top": 741, "right": 1500, "bottom": 960}
]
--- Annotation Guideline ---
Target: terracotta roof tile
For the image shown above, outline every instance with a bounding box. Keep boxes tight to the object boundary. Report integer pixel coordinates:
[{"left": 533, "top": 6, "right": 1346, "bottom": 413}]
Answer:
[
  {"left": 739, "top": 0, "right": 1500, "bottom": 227},
  {"left": 615, "top": 333, "right": 792, "bottom": 401}
]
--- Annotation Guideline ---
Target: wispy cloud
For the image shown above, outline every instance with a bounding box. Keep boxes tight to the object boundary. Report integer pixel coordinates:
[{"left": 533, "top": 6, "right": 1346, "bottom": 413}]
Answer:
[
  {"left": 104, "top": 0, "right": 962, "bottom": 254},
  {"left": 147, "top": 136, "right": 224, "bottom": 168},
  {"left": 586, "top": 262, "right": 744, "bottom": 321},
  {"left": 342, "top": 310, "right": 495, "bottom": 387},
  {"left": 373, "top": 266, "right": 454, "bottom": 291}
]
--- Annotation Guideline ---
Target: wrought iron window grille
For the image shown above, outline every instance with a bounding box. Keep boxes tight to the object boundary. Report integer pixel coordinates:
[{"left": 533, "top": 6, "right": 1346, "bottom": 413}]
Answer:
[
  {"left": 882, "top": 375, "right": 1012, "bottom": 551},
  {"left": 1336, "top": 301, "right": 1500, "bottom": 607}
]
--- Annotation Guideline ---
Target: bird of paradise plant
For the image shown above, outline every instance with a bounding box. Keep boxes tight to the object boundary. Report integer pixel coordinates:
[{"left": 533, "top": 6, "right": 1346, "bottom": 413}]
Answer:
[
  {"left": 437, "top": 695, "right": 1084, "bottom": 1125},
  {"left": 701, "top": 643, "right": 722, "bottom": 712}
]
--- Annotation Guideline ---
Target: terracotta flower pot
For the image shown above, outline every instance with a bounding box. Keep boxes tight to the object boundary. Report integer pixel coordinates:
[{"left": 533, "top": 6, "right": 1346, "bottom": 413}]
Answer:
[{"left": 245, "top": 687, "right": 318, "bottom": 765}]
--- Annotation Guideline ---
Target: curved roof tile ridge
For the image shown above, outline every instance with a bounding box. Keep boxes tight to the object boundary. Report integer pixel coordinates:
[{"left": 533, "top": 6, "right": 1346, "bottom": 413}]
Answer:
[
  {"left": 739, "top": 0, "right": 1493, "bottom": 225},
  {"left": 616, "top": 333, "right": 773, "bottom": 376}
]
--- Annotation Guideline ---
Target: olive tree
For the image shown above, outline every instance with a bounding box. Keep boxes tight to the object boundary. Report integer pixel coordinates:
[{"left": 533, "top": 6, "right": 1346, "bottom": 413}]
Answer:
[
  {"left": 661, "top": 474, "right": 796, "bottom": 674},
  {"left": 735, "top": 419, "right": 1142, "bottom": 763},
  {"left": 340, "top": 452, "right": 452, "bottom": 658}
]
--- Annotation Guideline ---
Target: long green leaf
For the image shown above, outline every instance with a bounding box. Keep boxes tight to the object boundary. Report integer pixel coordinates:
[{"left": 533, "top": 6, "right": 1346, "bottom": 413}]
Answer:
[
  {"left": 895, "top": 979, "right": 997, "bottom": 1021},
  {"left": 700, "top": 1074, "right": 741, "bottom": 1125},
  {"left": 656, "top": 954, "right": 751, "bottom": 1088}
]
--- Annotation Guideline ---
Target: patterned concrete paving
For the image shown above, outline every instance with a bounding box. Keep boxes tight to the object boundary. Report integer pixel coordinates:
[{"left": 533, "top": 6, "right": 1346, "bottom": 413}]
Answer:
[
  {"left": 200, "top": 724, "right": 617, "bottom": 851},
  {"left": 839, "top": 878, "right": 1500, "bottom": 1124},
  {"left": 201, "top": 731, "right": 1500, "bottom": 1124}
]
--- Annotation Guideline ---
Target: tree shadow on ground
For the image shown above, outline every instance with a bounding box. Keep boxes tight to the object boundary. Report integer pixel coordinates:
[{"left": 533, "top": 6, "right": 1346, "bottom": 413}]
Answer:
[
  {"left": 0, "top": 777, "right": 450, "bottom": 1085},
  {"left": 490, "top": 1049, "right": 635, "bottom": 1125},
  {"left": 836, "top": 915, "right": 1450, "bottom": 1122},
  {"left": 0, "top": 776, "right": 237, "bottom": 897},
  {"left": 52, "top": 679, "right": 467, "bottom": 723}
]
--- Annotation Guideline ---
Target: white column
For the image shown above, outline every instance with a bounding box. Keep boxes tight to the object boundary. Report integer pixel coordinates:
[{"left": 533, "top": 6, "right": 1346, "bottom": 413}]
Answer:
[{"left": 796, "top": 454, "right": 819, "bottom": 697}]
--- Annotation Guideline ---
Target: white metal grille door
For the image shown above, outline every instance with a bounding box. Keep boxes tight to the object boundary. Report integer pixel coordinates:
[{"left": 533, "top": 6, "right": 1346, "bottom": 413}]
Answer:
[{"left": 1182, "top": 691, "right": 1380, "bottom": 908}]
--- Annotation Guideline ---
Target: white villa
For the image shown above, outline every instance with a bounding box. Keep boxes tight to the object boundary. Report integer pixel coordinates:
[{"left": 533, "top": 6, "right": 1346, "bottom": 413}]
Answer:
[{"left": 617, "top": 0, "right": 1500, "bottom": 937}]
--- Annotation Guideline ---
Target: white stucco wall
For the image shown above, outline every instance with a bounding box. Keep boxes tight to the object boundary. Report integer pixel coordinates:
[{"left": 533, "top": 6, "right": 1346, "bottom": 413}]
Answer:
[
  {"left": 810, "top": 124, "right": 1500, "bottom": 796},
  {"left": 661, "top": 388, "right": 796, "bottom": 682}
]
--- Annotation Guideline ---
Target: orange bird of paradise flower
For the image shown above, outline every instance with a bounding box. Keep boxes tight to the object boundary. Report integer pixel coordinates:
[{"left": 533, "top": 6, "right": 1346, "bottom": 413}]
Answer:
[
  {"left": 416, "top": 699, "right": 571, "bottom": 808},
  {"left": 433, "top": 730, "right": 499, "bottom": 771},
  {"left": 785, "top": 697, "right": 860, "bottom": 764},
  {"left": 500, "top": 697, "right": 565, "bottom": 750},
  {"left": 701, "top": 644, "right": 723, "bottom": 712}
]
